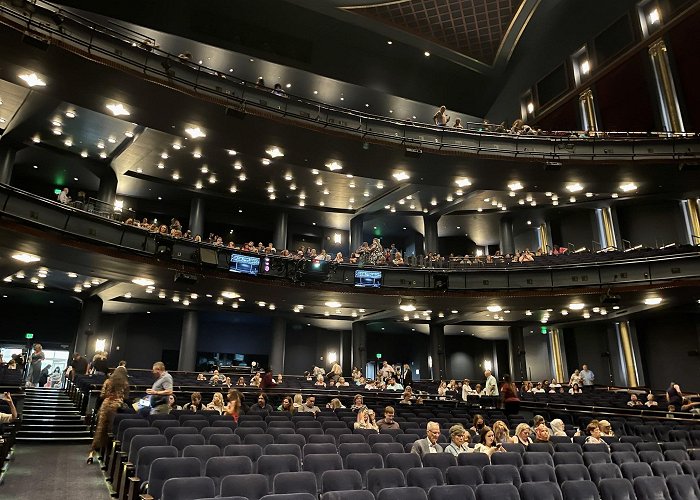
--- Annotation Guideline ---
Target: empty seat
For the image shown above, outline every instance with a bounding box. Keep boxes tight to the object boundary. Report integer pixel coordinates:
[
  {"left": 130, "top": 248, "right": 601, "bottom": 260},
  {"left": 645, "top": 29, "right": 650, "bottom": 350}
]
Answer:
[
  {"left": 619, "top": 436, "right": 643, "bottom": 446},
  {"left": 502, "top": 443, "right": 526, "bottom": 455},
  {"left": 651, "top": 461, "right": 682, "bottom": 479},
  {"left": 666, "top": 474, "right": 700, "bottom": 500},
  {"left": 307, "top": 435, "right": 336, "bottom": 446},
  {"left": 554, "top": 452, "right": 585, "bottom": 466},
  {"left": 661, "top": 442, "right": 686, "bottom": 452},
  {"left": 446, "top": 465, "right": 483, "bottom": 490},
  {"left": 296, "top": 420, "right": 322, "bottom": 429},
  {"left": 204, "top": 456, "right": 253, "bottom": 490},
  {"left": 555, "top": 443, "right": 583, "bottom": 454},
  {"left": 663, "top": 449, "right": 689, "bottom": 462},
  {"left": 224, "top": 444, "right": 264, "bottom": 463},
  {"left": 181, "top": 420, "right": 209, "bottom": 432},
  {"left": 560, "top": 480, "right": 601, "bottom": 500},
  {"left": 385, "top": 452, "right": 422, "bottom": 478},
  {"left": 325, "top": 428, "right": 351, "bottom": 441},
  {"left": 668, "top": 430, "right": 691, "bottom": 448},
  {"left": 161, "top": 476, "right": 215, "bottom": 500},
  {"left": 143, "top": 456, "right": 200, "bottom": 500},
  {"left": 372, "top": 442, "right": 404, "bottom": 460},
  {"left": 555, "top": 464, "right": 590, "bottom": 484},
  {"left": 346, "top": 452, "right": 383, "bottom": 487},
  {"left": 201, "top": 426, "right": 233, "bottom": 443},
  {"left": 524, "top": 452, "right": 555, "bottom": 467},
  {"left": 368, "top": 434, "right": 394, "bottom": 445},
  {"left": 338, "top": 443, "right": 371, "bottom": 465},
  {"left": 210, "top": 434, "right": 242, "bottom": 450},
  {"left": 171, "top": 434, "right": 206, "bottom": 455},
  {"left": 610, "top": 443, "right": 635, "bottom": 453},
  {"left": 520, "top": 464, "right": 556, "bottom": 483},
  {"left": 681, "top": 460, "right": 700, "bottom": 479},
  {"left": 367, "top": 468, "right": 406, "bottom": 498},
  {"left": 422, "top": 453, "right": 456, "bottom": 479},
  {"left": 377, "top": 486, "right": 428, "bottom": 500},
  {"left": 182, "top": 444, "right": 220, "bottom": 474},
  {"left": 321, "top": 469, "right": 363, "bottom": 493},
  {"left": 458, "top": 453, "right": 490, "bottom": 468},
  {"left": 475, "top": 483, "right": 520, "bottom": 500},
  {"left": 273, "top": 471, "right": 317, "bottom": 496},
  {"left": 583, "top": 444, "right": 610, "bottom": 454},
  {"left": 246, "top": 434, "right": 275, "bottom": 448},
  {"left": 598, "top": 478, "right": 635, "bottom": 500},
  {"left": 338, "top": 434, "right": 366, "bottom": 445},
  {"left": 235, "top": 427, "right": 264, "bottom": 440},
  {"left": 303, "top": 443, "right": 337, "bottom": 457},
  {"left": 620, "top": 461, "right": 653, "bottom": 481},
  {"left": 257, "top": 455, "right": 301, "bottom": 492},
  {"left": 395, "top": 434, "right": 421, "bottom": 447},
  {"left": 611, "top": 452, "right": 639, "bottom": 466},
  {"left": 529, "top": 443, "right": 555, "bottom": 454},
  {"left": 407, "top": 466, "right": 444, "bottom": 492},
  {"left": 491, "top": 452, "right": 523, "bottom": 468},
  {"left": 589, "top": 463, "right": 623, "bottom": 484},
  {"left": 584, "top": 452, "right": 612, "bottom": 466},
  {"left": 164, "top": 427, "right": 199, "bottom": 443},
  {"left": 152, "top": 420, "right": 181, "bottom": 433},
  {"left": 519, "top": 482, "right": 563, "bottom": 500},
  {"left": 482, "top": 464, "right": 521, "bottom": 486},
  {"left": 221, "top": 474, "right": 269, "bottom": 500},
  {"left": 638, "top": 451, "right": 664, "bottom": 464},
  {"left": 265, "top": 444, "right": 302, "bottom": 462},
  {"left": 302, "top": 454, "right": 344, "bottom": 487},
  {"left": 633, "top": 476, "right": 671, "bottom": 500},
  {"left": 636, "top": 443, "right": 662, "bottom": 453},
  {"left": 429, "top": 484, "right": 475, "bottom": 500},
  {"left": 269, "top": 428, "right": 296, "bottom": 440},
  {"left": 321, "top": 491, "right": 374, "bottom": 500}
]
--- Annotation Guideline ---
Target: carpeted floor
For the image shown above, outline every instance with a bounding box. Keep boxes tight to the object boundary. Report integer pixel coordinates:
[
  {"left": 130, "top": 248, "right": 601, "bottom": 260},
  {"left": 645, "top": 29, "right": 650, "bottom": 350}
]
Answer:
[{"left": 1, "top": 443, "right": 112, "bottom": 499}]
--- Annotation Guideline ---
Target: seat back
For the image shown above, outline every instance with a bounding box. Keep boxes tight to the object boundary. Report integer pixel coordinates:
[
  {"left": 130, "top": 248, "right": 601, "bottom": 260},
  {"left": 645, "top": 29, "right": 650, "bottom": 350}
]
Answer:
[
  {"left": 273, "top": 471, "right": 317, "bottom": 496},
  {"left": 519, "top": 482, "right": 563, "bottom": 500},
  {"left": 555, "top": 464, "right": 590, "bottom": 484},
  {"left": 257, "top": 454, "right": 301, "bottom": 492},
  {"left": 583, "top": 452, "right": 612, "bottom": 466},
  {"left": 457, "top": 452, "right": 490, "bottom": 468},
  {"left": 523, "top": 452, "right": 554, "bottom": 467},
  {"left": 303, "top": 443, "right": 337, "bottom": 456},
  {"left": 220, "top": 474, "right": 268, "bottom": 500},
  {"left": 367, "top": 468, "right": 406, "bottom": 498},
  {"left": 633, "top": 476, "right": 671, "bottom": 500},
  {"left": 554, "top": 452, "right": 584, "bottom": 466},
  {"left": 620, "top": 461, "right": 653, "bottom": 481},
  {"left": 346, "top": 452, "right": 384, "bottom": 487},
  {"left": 321, "top": 469, "right": 363, "bottom": 494},
  {"left": 385, "top": 452, "right": 422, "bottom": 478},
  {"left": 611, "top": 452, "right": 639, "bottom": 466},
  {"left": 428, "top": 484, "right": 475, "bottom": 500},
  {"left": 377, "top": 486, "right": 429, "bottom": 500},
  {"left": 475, "top": 483, "right": 520, "bottom": 500},
  {"left": 482, "top": 464, "right": 521, "bottom": 486},
  {"left": 491, "top": 452, "right": 523, "bottom": 468},
  {"left": 650, "top": 461, "right": 683, "bottom": 479},
  {"left": 135, "top": 445, "right": 178, "bottom": 482},
  {"left": 182, "top": 444, "right": 220, "bottom": 474},
  {"left": 519, "top": 464, "right": 555, "bottom": 483},
  {"left": 598, "top": 478, "right": 635, "bottom": 500},
  {"left": 146, "top": 456, "right": 200, "bottom": 500},
  {"left": 163, "top": 426, "right": 198, "bottom": 443},
  {"left": 161, "top": 477, "right": 215, "bottom": 500},
  {"left": 589, "top": 463, "right": 622, "bottom": 484},
  {"left": 302, "top": 453, "right": 343, "bottom": 486},
  {"left": 204, "top": 456, "right": 253, "bottom": 489},
  {"left": 407, "top": 467, "right": 444, "bottom": 492},
  {"left": 560, "top": 480, "right": 601, "bottom": 500},
  {"left": 209, "top": 433, "right": 241, "bottom": 450},
  {"left": 128, "top": 434, "right": 167, "bottom": 463},
  {"left": 666, "top": 474, "right": 700, "bottom": 500},
  {"left": 445, "top": 465, "right": 483, "bottom": 489},
  {"left": 171, "top": 433, "right": 206, "bottom": 455}
]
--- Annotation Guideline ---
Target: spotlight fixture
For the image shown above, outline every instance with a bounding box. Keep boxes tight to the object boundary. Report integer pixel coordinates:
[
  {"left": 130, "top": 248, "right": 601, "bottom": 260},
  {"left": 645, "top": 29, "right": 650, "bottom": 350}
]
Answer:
[
  {"left": 265, "top": 146, "right": 284, "bottom": 158},
  {"left": 106, "top": 103, "right": 130, "bottom": 116},
  {"left": 325, "top": 160, "right": 342, "bottom": 171},
  {"left": 185, "top": 126, "right": 206, "bottom": 138},
  {"left": 19, "top": 72, "right": 46, "bottom": 87}
]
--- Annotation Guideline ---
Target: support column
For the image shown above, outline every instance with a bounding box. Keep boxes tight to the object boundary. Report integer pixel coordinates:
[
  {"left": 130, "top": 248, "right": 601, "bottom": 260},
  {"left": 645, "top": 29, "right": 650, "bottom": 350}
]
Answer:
[
  {"left": 189, "top": 198, "right": 205, "bottom": 239},
  {"left": 648, "top": 40, "right": 685, "bottom": 133},
  {"left": 423, "top": 215, "right": 439, "bottom": 255},
  {"left": 273, "top": 211, "right": 288, "bottom": 251},
  {"left": 680, "top": 199, "right": 700, "bottom": 245},
  {"left": 350, "top": 215, "right": 364, "bottom": 253},
  {"left": 595, "top": 207, "right": 619, "bottom": 249},
  {"left": 578, "top": 88, "right": 599, "bottom": 132},
  {"left": 508, "top": 326, "right": 528, "bottom": 381},
  {"left": 499, "top": 217, "right": 514, "bottom": 255},
  {"left": 429, "top": 324, "right": 445, "bottom": 381},
  {"left": 269, "top": 317, "right": 286, "bottom": 374},
  {"left": 538, "top": 223, "right": 551, "bottom": 253},
  {"left": 351, "top": 321, "right": 367, "bottom": 375},
  {"left": 614, "top": 321, "right": 644, "bottom": 387},
  {"left": 97, "top": 166, "right": 118, "bottom": 206},
  {"left": 0, "top": 145, "right": 17, "bottom": 185},
  {"left": 73, "top": 296, "right": 103, "bottom": 356},
  {"left": 178, "top": 311, "right": 198, "bottom": 371},
  {"left": 548, "top": 328, "right": 566, "bottom": 383}
]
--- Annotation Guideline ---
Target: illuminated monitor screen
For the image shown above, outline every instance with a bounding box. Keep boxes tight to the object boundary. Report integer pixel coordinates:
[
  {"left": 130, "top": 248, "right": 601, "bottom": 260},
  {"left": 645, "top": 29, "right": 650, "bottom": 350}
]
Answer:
[
  {"left": 229, "top": 253, "right": 260, "bottom": 275},
  {"left": 354, "top": 269, "right": 382, "bottom": 288}
]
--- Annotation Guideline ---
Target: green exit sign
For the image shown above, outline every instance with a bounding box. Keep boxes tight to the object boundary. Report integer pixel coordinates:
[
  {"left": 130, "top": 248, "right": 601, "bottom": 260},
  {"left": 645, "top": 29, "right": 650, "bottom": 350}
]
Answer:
[
  {"left": 540, "top": 327, "right": 548, "bottom": 335},
  {"left": 375, "top": 353, "right": 382, "bottom": 359},
  {"left": 25, "top": 333, "right": 34, "bottom": 339}
]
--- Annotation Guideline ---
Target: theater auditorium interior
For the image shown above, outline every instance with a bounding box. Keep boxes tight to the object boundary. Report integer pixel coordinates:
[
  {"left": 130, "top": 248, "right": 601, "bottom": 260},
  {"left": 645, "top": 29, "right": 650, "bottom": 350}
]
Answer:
[{"left": 0, "top": 0, "right": 699, "bottom": 499}]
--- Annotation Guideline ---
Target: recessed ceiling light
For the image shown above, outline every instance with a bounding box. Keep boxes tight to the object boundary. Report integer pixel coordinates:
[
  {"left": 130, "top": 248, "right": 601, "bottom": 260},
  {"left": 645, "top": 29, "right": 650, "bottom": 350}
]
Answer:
[
  {"left": 12, "top": 253, "right": 40, "bottom": 263},
  {"left": 569, "top": 196, "right": 576, "bottom": 203},
  {"left": 508, "top": 181, "right": 523, "bottom": 191},
  {"left": 106, "top": 102, "right": 130, "bottom": 116},
  {"left": 185, "top": 126, "right": 206, "bottom": 138},
  {"left": 644, "top": 297, "right": 662, "bottom": 305},
  {"left": 323, "top": 188, "right": 329, "bottom": 195},
  {"left": 311, "top": 169, "right": 319, "bottom": 175},
  {"left": 566, "top": 182, "right": 583, "bottom": 192},
  {"left": 585, "top": 192, "right": 593, "bottom": 198},
  {"left": 569, "top": 302, "right": 585, "bottom": 310},
  {"left": 195, "top": 181, "right": 203, "bottom": 189},
  {"left": 648, "top": 8, "right": 660, "bottom": 24},
  {"left": 486, "top": 305, "right": 502, "bottom": 312},
  {"left": 64, "top": 138, "right": 72, "bottom": 147},
  {"left": 157, "top": 163, "right": 165, "bottom": 169},
  {"left": 455, "top": 178, "right": 471, "bottom": 188},
  {"left": 172, "top": 173, "right": 180, "bottom": 180},
  {"left": 19, "top": 72, "right": 46, "bottom": 87},
  {"left": 65, "top": 110, "right": 76, "bottom": 118},
  {"left": 387, "top": 40, "right": 393, "bottom": 45},
  {"left": 527, "top": 102, "right": 535, "bottom": 114},
  {"left": 262, "top": 158, "right": 271, "bottom": 166},
  {"left": 99, "top": 152, "right": 107, "bottom": 159},
  {"left": 611, "top": 193, "right": 619, "bottom": 198},
  {"left": 325, "top": 160, "right": 342, "bottom": 171},
  {"left": 157, "top": 196, "right": 162, "bottom": 200},
  {"left": 285, "top": 83, "right": 291, "bottom": 89},
  {"left": 52, "top": 128, "right": 62, "bottom": 135},
  {"left": 80, "top": 151, "right": 88, "bottom": 158},
  {"left": 239, "top": 173, "right": 246, "bottom": 181},
  {"left": 107, "top": 136, "right": 117, "bottom": 144},
  {"left": 290, "top": 184, "right": 297, "bottom": 190},
  {"left": 32, "top": 135, "right": 40, "bottom": 143},
  {"left": 313, "top": 90, "right": 318, "bottom": 95},
  {"left": 124, "top": 131, "right": 134, "bottom": 138},
  {"left": 209, "top": 175, "right": 217, "bottom": 184},
  {"left": 424, "top": 51, "right": 430, "bottom": 57}
]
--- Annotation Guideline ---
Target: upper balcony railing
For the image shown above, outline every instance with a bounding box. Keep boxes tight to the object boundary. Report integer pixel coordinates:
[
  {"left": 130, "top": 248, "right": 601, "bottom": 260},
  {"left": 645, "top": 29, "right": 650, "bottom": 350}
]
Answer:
[{"left": 1, "top": 0, "right": 699, "bottom": 163}]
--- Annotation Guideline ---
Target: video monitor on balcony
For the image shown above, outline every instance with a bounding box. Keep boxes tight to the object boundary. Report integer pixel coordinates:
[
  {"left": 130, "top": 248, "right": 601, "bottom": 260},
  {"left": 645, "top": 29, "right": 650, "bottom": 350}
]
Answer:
[
  {"left": 229, "top": 253, "right": 261, "bottom": 276},
  {"left": 354, "top": 269, "right": 382, "bottom": 288}
]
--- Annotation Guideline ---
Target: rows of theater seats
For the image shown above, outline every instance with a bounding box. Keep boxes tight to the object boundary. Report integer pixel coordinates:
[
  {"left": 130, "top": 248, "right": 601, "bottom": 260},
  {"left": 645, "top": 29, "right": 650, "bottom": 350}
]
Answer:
[{"left": 100, "top": 406, "right": 700, "bottom": 500}]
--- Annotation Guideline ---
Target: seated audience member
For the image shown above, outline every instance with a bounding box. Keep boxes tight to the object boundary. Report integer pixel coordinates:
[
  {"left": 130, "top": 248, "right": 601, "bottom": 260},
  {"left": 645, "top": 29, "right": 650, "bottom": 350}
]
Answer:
[
  {"left": 354, "top": 407, "right": 379, "bottom": 431},
  {"left": 399, "top": 390, "right": 413, "bottom": 405},
  {"left": 58, "top": 187, "right": 71, "bottom": 204},
  {"left": 252, "top": 393, "right": 273, "bottom": 413},
  {"left": 411, "top": 422, "right": 443, "bottom": 457},
  {"left": 260, "top": 368, "right": 278, "bottom": 390},
  {"left": 335, "top": 377, "right": 349, "bottom": 387},
  {"left": 470, "top": 414, "right": 485, "bottom": 434},
  {"left": 534, "top": 423, "right": 552, "bottom": 446},
  {"left": 376, "top": 406, "right": 400, "bottom": 431},
  {"left": 183, "top": 392, "right": 204, "bottom": 412},
  {"left": 249, "top": 372, "right": 262, "bottom": 387},
  {"left": 312, "top": 365, "right": 326, "bottom": 378},
  {"left": 666, "top": 405, "right": 676, "bottom": 418},
  {"left": 569, "top": 369, "right": 582, "bottom": 388},
  {"left": 550, "top": 419, "right": 568, "bottom": 437},
  {"left": 645, "top": 393, "right": 658, "bottom": 407},
  {"left": 512, "top": 423, "right": 533, "bottom": 447},
  {"left": 474, "top": 383, "right": 483, "bottom": 395},
  {"left": 531, "top": 382, "right": 545, "bottom": 393},
  {"left": 326, "top": 398, "right": 345, "bottom": 410},
  {"left": 461, "top": 379, "right": 474, "bottom": 401},
  {"left": 385, "top": 377, "right": 403, "bottom": 391},
  {"left": 314, "top": 374, "right": 327, "bottom": 388},
  {"left": 298, "top": 395, "right": 320, "bottom": 414},
  {"left": 520, "top": 381, "right": 533, "bottom": 395},
  {"left": 492, "top": 420, "right": 511, "bottom": 445},
  {"left": 627, "top": 393, "right": 643, "bottom": 407},
  {"left": 206, "top": 392, "right": 226, "bottom": 414},
  {"left": 292, "top": 393, "right": 303, "bottom": 410},
  {"left": 415, "top": 396, "right": 424, "bottom": 405},
  {"left": 599, "top": 420, "right": 614, "bottom": 437},
  {"left": 445, "top": 425, "right": 472, "bottom": 456},
  {"left": 437, "top": 381, "right": 448, "bottom": 399},
  {"left": 196, "top": 373, "right": 205, "bottom": 381},
  {"left": 550, "top": 379, "right": 562, "bottom": 388},
  {"left": 355, "top": 376, "right": 366, "bottom": 387},
  {"left": 224, "top": 389, "right": 241, "bottom": 423},
  {"left": 0, "top": 392, "right": 17, "bottom": 423},
  {"left": 585, "top": 422, "right": 608, "bottom": 448},
  {"left": 277, "top": 395, "right": 294, "bottom": 412},
  {"left": 167, "top": 394, "right": 181, "bottom": 411},
  {"left": 350, "top": 394, "right": 364, "bottom": 411},
  {"left": 236, "top": 376, "right": 246, "bottom": 386},
  {"left": 569, "top": 383, "right": 582, "bottom": 394},
  {"left": 392, "top": 252, "right": 404, "bottom": 265},
  {"left": 474, "top": 426, "right": 504, "bottom": 456},
  {"left": 210, "top": 370, "right": 221, "bottom": 382}
]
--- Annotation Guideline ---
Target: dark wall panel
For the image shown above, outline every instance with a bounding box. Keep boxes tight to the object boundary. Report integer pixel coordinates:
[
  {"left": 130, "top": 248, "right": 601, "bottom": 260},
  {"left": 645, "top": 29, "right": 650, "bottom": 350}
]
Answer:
[
  {"left": 594, "top": 14, "right": 635, "bottom": 66},
  {"left": 549, "top": 208, "right": 595, "bottom": 250},
  {"left": 562, "top": 323, "right": 611, "bottom": 385},
  {"left": 285, "top": 325, "right": 342, "bottom": 377},
  {"left": 616, "top": 200, "right": 685, "bottom": 248},
  {"left": 366, "top": 331, "right": 429, "bottom": 380},
  {"left": 667, "top": 8, "right": 700, "bottom": 131},
  {"left": 444, "top": 335, "right": 506, "bottom": 382},
  {"left": 536, "top": 97, "right": 579, "bottom": 132},
  {"left": 537, "top": 64, "right": 569, "bottom": 106}
]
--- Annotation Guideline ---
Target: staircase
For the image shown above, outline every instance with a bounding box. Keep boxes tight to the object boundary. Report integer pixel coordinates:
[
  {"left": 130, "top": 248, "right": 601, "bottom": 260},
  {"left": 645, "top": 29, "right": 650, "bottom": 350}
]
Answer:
[{"left": 16, "top": 388, "right": 92, "bottom": 442}]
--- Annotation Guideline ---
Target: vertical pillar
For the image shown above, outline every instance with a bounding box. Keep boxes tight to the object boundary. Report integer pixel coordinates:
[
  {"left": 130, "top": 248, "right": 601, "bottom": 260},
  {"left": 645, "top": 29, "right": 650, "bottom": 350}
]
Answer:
[
  {"left": 548, "top": 328, "right": 566, "bottom": 383},
  {"left": 0, "top": 145, "right": 17, "bottom": 185},
  {"left": 499, "top": 217, "right": 514, "bottom": 254},
  {"left": 578, "top": 89, "right": 599, "bottom": 132},
  {"left": 73, "top": 296, "right": 103, "bottom": 356},
  {"left": 269, "top": 317, "right": 286, "bottom": 374},
  {"left": 189, "top": 198, "right": 205, "bottom": 239},
  {"left": 508, "top": 326, "right": 528, "bottom": 381},
  {"left": 648, "top": 40, "right": 685, "bottom": 133},
  {"left": 615, "top": 321, "right": 644, "bottom": 387},
  {"left": 429, "top": 324, "right": 445, "bottom": 381},
  {"left": 350, "top": 215, "right": 364, "bottom": 253},
  {"left": 178, "top": 311, "right": 198, "bottom": 371},
  {"left": 423, "top": 215, "right": 440, "bottom": 255},
  {"left": 680, "top": 199, "right": 700, "bottom": 245},
  {"left": 97, "top": 166, "right": 118, "bottom": 206},
  {"left": 351, "top": 321, "right": 367, "bottom": 375},
  {"left": 538, "top": 223, "right": 551, "bottom": 253},
  {"left": 596, "top": 207, "right": 619, "bottom": 249},
  {"left": 273, "top": 211, "right": 288, "bottom": 251}
]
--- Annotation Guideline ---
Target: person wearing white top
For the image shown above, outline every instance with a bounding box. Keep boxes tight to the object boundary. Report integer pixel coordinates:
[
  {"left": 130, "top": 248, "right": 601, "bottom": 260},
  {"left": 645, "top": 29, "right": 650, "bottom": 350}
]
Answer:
[{"left": 484, "top": 370, "right": 499, "bottom": 396}]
